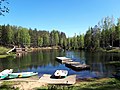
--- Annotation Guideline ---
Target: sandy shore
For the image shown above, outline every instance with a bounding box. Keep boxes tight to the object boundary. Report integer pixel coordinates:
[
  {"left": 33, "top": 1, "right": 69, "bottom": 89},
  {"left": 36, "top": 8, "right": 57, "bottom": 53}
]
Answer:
[
  {"left": 1, "top": 76, "right": 48, "bottom": 90},
  {"left": 13, "top": 81, "right": 47, "bottom": 90}
]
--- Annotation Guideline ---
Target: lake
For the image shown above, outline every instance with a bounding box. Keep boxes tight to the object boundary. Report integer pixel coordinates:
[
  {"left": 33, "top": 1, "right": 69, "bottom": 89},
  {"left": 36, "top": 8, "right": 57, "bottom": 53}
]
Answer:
[{"left": 0, "top": 50, "right": 120, "bottom": 79}]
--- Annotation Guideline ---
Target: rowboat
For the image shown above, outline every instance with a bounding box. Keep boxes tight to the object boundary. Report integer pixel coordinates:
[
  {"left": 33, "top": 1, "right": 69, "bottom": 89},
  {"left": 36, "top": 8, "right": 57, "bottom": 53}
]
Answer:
[
  {"left": 54, "top": 70, "right": 68, "bottom": 78},
  {"left": 8, "top": 72, "right": 38, "bottom": 78},
  {"left": 0, "top": 69, "right": 13, "bottom": 79}
]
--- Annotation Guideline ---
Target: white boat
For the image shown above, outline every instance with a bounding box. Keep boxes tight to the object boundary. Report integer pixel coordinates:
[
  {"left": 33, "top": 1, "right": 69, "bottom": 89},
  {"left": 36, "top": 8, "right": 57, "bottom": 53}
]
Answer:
[
  {"left": 54, "top": 70, "right": 68, "bottom": 78},
  {"left": 0, "top": 69, "right": 13, "bottom": 79}
]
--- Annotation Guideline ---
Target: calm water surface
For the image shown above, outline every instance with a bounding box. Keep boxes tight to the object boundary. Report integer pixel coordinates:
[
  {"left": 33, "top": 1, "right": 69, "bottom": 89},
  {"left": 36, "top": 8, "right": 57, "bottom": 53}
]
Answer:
[{"left": 0, "top": 50, "right": 120, "bottom": 79}]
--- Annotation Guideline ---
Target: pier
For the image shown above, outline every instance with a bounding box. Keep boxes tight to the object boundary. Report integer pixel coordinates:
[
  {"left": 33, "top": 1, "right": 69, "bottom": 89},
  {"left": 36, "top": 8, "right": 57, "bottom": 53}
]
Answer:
[
  {"left": 56, "top": 57, "right": 90, "bottom": 71},
  {"left": 56, "top": 57, "right": 73, "bottom": 64}
]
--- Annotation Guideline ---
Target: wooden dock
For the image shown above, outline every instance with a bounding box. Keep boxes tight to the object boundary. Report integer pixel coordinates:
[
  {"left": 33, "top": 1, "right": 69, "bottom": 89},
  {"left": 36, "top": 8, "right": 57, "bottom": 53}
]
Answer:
[
  {"left": 56, "top": 57, "right": 73, "bottom": 64},
  {"left": 56, "top": 57, "right": 71, "bottom": 60},
  {"left": 66, "top": 64, "right": 90, "bottom": 71},
  {"left": 65, "top": 61, "right": 80, "bottom": 65},
  {"left": 56, "top": 57, "right": 90, "bottom": 71},
  {"left": 39, "top": 74, "right": 76, "bottom": 85}
]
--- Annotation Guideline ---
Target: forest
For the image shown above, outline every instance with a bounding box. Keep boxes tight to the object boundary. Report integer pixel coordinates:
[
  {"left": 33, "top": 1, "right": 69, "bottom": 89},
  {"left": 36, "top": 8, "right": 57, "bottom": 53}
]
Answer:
[{"left": 0, "top": 16, "right": 120, "bottom": 50}]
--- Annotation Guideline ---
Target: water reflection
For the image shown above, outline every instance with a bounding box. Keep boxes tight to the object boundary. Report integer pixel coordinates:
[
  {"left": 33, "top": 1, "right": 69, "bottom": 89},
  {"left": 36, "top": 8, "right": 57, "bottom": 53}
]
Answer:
[{"left": 0, "top": 50, "right": 120, "bottom": 78}]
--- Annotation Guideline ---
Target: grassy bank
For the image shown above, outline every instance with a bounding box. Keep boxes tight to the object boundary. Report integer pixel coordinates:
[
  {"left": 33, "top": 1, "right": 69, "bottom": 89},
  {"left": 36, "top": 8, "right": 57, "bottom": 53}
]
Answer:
[
  {"left": 0, "top": 78, "right": 120, "bottom": 90},
  {"left": 36, "top": 78, "right": 120, "bottom": 90},
  {"left": 0, "top": 46, "right": 16, "bottom": 59},
  {"left": 0, "top": 46, "right": 10, "bottom": 55},
  {"left": 0, "top": 81, "right": 19, "bottom": 90},
  {"left": 96, "top": 48, "right": 120, "bottom": 53},
  {"left": 106, "top": 49, "right": 120, "bottom": 53}
]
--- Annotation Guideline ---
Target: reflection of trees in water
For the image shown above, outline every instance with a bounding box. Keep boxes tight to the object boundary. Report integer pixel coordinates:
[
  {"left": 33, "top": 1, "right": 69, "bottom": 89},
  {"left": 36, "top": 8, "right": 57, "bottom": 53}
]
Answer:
[
  {"left": 0, "top": 50, "right": 119, "bottom": 76},
  {"left": 85, "top": 52, "right": 120, "bottom": 77},
  {"left": 0, "top": 50, "right": 65, "bottom": 71}
]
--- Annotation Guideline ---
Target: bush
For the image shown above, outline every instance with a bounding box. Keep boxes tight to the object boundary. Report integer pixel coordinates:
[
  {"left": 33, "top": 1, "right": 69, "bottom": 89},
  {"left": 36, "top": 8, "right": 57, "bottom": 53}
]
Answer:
[{"left": 0, "top": 46, "right": 9, "bottom": 55}]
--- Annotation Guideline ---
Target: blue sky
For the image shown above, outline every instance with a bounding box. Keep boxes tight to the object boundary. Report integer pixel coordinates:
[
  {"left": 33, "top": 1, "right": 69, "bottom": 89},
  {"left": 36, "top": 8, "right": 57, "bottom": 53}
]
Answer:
[{"left": 0, "top": 0, "right": 120, "bottom": 37}]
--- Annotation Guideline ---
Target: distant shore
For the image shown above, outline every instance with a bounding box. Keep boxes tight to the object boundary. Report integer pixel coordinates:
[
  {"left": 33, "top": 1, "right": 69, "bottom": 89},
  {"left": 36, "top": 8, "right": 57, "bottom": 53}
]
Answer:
[
  {"left": 29, "top": 46, "right": 62, "bottom": 51},
  {"left": 0, "top": 46, "right": 120, "bottom": 59}
]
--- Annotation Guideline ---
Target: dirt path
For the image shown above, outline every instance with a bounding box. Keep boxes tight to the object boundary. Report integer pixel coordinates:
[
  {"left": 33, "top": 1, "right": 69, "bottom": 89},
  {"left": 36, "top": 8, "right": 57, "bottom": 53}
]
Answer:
[{"left": 13, "top": 81, "right": 47, "bottom": 90}]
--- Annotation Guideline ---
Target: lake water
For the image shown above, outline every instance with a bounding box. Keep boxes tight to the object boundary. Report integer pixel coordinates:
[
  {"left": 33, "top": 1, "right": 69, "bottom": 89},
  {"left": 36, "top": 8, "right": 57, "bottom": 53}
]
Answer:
[{"left": 0, "top": 50, "right": 120, "bottom": 79}]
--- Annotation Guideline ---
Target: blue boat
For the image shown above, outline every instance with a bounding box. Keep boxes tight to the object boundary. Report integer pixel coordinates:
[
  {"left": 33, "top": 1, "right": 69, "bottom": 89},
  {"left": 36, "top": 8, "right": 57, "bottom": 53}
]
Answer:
[{"left": 8, "top": 72, "right": 38, "bottom": 78}]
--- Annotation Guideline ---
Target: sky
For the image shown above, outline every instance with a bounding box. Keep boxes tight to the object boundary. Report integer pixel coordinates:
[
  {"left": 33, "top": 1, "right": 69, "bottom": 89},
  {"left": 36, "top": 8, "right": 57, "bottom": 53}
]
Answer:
[{"left": 0, "top": 0, "right": 120, "bottom": 37}]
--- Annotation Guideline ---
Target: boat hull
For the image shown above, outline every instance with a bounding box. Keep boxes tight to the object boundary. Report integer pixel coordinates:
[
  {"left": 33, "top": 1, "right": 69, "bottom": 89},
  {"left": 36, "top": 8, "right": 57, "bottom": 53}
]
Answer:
[
  {"left": 8, "top": 72, "right": 38, "bottom": 78},
  {"left": 0, "top": 69, "right": 13, "bottom": 79}
]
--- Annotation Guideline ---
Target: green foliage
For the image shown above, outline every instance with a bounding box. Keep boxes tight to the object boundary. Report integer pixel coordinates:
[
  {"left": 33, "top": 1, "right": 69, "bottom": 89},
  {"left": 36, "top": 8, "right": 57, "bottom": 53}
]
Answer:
[
  {"left": 38, "top": 36, "right": 43, "bottom": 47},
  {"left": 84, "top": 28, "right": 92, "bottom": 50},
  {"left": 43, "top": 33, "right": 49, "bottom": 46},
  {"left": 37, "top": 78, "right": 120, "bottom": 90},
  {"left": 0, "top": 46, "right": 9, "bottom": 55},
  {"left": 84, "top": 16, "right": 120, "bottom": 51},
  {"left": 54, "top": 32, "right": 59, "bottom": 46},
  {"left": 0, "top": 16, "right": 120, "bottom": 50},
  {"left": 17, "top": 27, "right": 30, "bottom": 46}
]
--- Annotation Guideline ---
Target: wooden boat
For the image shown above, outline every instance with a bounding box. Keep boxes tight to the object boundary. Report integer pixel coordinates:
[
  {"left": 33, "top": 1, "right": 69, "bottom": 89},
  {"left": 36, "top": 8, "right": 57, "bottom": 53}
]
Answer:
[
  {"left": 0, "top": 69, "right": 13, "bottom": 79},
  {"left": 8, "top": 72, "right": 38, "bottom": 78},
  {"left": 54, "top": 70, "right": 68, "bottom": 78}
]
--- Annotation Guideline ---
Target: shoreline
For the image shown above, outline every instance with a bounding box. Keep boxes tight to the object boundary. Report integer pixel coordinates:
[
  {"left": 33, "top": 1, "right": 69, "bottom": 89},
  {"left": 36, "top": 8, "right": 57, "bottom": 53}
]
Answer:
[
  {"left": 0, "top": 46, "right": 120, "bottom": 59},
  {"left": 0, "top": 77, "right": 120, "bottom": 90}
]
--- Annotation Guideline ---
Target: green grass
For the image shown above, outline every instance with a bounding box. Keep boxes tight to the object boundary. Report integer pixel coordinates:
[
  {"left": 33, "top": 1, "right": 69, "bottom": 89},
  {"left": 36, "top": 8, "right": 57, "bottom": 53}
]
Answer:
[
  {"left": 106, "top": 49, "right": 120, "bottom": 53},
  {"left": 1, "top": 78, "right": 120, "bottom": 90},
  {"left": 0, "top": 81, "right": 19, "bottom": 90},
  {"left": 0, "top": 46, "right": 10, "bottom": 55},
  {"left": 0, "top": 53, "right": 16, "bottom": 59},
  {"left": 0, "top": 55, "right": 9, "bottom": 58},
  {"left": 0, "top": 46, "right": 16, "bottom": 58},
  {"left": 36, "top": 78, "right": 120, "bottom": 90},
  {"left": 107, "top": 61, "right": 120, "bottom": 66}
]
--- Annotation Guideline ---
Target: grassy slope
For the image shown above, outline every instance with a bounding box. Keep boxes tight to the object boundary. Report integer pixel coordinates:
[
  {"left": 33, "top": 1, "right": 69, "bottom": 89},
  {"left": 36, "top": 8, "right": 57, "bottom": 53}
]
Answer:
[
  {"left": 36, "top": 78, "right": 120, "bottom": 90},
  {"left": 0, "top": 46, "right": 16, "bottom": 58}
]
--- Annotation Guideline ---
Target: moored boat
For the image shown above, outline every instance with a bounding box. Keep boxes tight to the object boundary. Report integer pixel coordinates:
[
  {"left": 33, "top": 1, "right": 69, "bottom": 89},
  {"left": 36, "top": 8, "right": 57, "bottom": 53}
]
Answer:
[
  {"left": 0, "top": 69, "right": 13, "bottom": 79},
  {"left": 8, "top": 72, "right": 38, "bottom": 78},
  {"left": 54, "top": 70, "right": 68, "bottom": 78}
]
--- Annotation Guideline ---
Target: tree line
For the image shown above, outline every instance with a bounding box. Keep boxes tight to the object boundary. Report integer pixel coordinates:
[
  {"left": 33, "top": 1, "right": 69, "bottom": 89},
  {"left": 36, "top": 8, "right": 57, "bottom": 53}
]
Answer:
[
  {"left": 0, "top": 16, "right": 120, "bottom": 50},
  {"left": 0, "top": 25, "right": 67, "bottom": 48},
  {"left": 84, "top": 16, "right": 120, "bottom": 50}
]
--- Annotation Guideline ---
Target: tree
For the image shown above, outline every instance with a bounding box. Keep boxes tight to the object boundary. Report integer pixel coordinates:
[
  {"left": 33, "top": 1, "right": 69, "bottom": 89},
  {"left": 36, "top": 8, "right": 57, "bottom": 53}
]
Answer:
[
  {"left": 78, "top": 34, "right": 84, "bottom": 49},
  {"left": 1, "top": 24, "right": 13, "bottom": 45},
  {"left": 29, "top": 28, "right": 38, "bottom": 47},
  {"left": 16, "top": 27, "right": 30, "bottom": 46},
  {"left": 101, "top": 29, "right": 105, "bottom": 48},
  {"left": 0, "top": 0, "right": 9, "bottom": 16},
  {"left": 38, "top": 36, "right": 43, "bottom": 47},
  {"left": 116, "top": 18, "right": 120, "bottom": 47},
  {"left": 110, "top": 24, "right": 115, "bottom": 47},
  {"left": 54, "top": 32, "right": 59, "bottom": 46},
  {"left": 43, "top": 33, "right": 49, "bottom": 46},
  {"left": 100, "top": 16, "right": 113, "bottom": 47},
  {"left": 60, "top": 32, "right": 66, "bottom": 48},
  {"left": 6, "top": 24, "right": 13, "bottom": 44},
  {"left": 0, "top": 25, "right": 2, "bottom": 44},
  {"left": 50, "top": 30, "right": 55, "bottom": 46},
  {"left": 92, "top": 25, "right": 101, "bottom": 49},
  {"left": 63, "top": 38, "right": 67, "bottom": 49},
  {"left": 84, "top": 27, "right": 92, "bottom": 50},
  {"left": 67, "top": 37, "right": 71, "bottom": 49}
]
